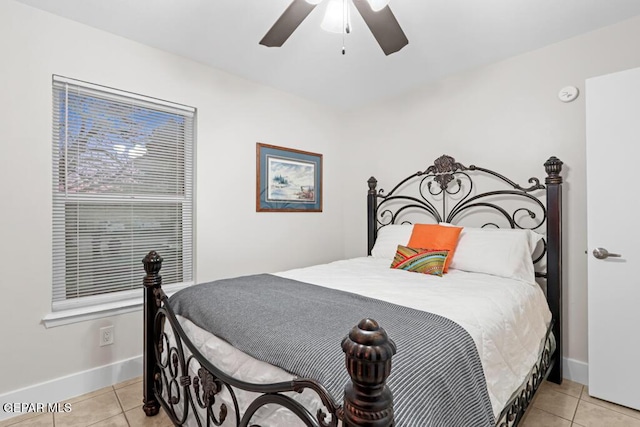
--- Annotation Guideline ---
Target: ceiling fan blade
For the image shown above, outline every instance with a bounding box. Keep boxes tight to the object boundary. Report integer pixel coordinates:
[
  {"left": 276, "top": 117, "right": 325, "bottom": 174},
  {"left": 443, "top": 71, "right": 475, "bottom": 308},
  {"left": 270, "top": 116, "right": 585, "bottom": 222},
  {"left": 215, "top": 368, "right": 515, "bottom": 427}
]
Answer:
[
  {"left": 260, "top": 0, "right": 318, "bottom": 47},
  {"left": 352, "top": 0, "right": 408, "bottom": 55}
]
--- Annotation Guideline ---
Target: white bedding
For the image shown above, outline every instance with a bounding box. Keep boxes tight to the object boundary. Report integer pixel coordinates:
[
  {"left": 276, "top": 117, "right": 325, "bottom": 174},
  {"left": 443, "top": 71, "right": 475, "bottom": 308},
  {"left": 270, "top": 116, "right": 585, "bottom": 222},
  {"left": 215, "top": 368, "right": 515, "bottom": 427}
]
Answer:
[{"left": 170, "top": 256, "right": 551, "bottom": 424}]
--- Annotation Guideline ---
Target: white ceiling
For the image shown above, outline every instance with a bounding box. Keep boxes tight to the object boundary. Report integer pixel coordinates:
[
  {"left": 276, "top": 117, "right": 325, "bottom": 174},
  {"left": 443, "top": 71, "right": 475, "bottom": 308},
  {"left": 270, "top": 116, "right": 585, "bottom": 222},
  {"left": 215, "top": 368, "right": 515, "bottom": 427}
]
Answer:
[{"left": 16, "top": 0, "right": 640, "bottom": 109}]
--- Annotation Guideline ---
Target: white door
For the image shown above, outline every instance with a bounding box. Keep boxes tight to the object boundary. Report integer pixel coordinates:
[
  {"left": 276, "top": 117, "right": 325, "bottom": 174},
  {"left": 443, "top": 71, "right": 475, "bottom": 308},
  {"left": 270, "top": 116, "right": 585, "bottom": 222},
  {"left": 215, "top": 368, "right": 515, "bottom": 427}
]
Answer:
[{"left": 586, "top": 66, "right": 640, "bottom": 411}]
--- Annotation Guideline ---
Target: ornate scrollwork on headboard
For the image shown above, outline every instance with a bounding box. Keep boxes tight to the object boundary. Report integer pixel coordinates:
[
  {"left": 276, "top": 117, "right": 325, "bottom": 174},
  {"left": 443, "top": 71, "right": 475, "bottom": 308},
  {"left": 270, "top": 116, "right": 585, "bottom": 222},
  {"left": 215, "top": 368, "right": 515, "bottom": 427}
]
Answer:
[
  {"left": 374, "top": 154, "right": 546, "bottom": 228},
  {"left": 425, "top": 155, "right": 466, "bottom": 192},
  {"left": 368, "top": 154, "right": 550, "bottom": 268}
]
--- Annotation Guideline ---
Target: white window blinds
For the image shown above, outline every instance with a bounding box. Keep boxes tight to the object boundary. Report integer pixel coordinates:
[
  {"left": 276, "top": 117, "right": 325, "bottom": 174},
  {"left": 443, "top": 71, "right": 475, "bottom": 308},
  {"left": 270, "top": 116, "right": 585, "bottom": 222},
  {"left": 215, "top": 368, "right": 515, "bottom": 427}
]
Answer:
[{"left": 52, "top": 76, "right": 195, "bottom": 310}]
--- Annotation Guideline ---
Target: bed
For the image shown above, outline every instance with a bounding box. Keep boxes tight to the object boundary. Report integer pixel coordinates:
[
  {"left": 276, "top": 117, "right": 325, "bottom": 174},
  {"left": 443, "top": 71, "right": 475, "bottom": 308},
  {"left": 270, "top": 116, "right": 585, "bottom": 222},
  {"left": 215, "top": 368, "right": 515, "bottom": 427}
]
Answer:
[{"left": 141, "top": 154, "right": 564, "bottom": 427}]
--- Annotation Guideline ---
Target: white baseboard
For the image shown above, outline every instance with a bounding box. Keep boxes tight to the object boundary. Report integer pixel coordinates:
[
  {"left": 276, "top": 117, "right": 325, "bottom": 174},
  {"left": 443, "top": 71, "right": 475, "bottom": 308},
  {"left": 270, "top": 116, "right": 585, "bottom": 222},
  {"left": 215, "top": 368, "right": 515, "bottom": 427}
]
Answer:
[
  {"left": 563, "top": 357, "right": 589, "bottom": 385},
  {"left": 0, "top": 355, "right": 142, "bottom": 421}
]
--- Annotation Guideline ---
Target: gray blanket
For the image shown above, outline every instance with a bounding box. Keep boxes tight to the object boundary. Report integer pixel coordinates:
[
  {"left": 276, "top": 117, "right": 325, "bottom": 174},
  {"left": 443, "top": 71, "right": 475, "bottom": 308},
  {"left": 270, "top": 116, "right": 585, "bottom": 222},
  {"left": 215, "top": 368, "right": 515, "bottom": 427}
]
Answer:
[{"left": 170, "top": 274, "right": 495, "bottom": 427}]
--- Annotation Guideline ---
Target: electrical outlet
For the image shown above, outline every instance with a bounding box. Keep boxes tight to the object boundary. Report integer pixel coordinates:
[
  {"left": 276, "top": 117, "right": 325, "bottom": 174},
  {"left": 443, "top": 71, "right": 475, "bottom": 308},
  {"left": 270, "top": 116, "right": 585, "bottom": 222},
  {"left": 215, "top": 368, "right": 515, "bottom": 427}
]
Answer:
[{"left": 100, "top": 326, "right": 114, "bottom": 346}]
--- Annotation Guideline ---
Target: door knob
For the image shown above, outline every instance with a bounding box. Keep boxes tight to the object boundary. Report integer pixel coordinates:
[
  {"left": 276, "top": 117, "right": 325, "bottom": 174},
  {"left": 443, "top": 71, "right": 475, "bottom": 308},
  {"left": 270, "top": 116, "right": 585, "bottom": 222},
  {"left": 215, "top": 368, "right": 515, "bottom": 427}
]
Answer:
[{"left": 593, "top": 247, "right": 622, "bottom": 260}]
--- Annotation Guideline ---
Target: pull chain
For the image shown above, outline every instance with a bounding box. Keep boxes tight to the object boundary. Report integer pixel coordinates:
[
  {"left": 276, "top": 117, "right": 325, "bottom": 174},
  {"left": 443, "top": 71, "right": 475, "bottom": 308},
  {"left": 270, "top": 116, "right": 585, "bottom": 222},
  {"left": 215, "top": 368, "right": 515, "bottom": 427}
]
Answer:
[{"left": 342, "top": 0, "right": 350, "bottom": 54}]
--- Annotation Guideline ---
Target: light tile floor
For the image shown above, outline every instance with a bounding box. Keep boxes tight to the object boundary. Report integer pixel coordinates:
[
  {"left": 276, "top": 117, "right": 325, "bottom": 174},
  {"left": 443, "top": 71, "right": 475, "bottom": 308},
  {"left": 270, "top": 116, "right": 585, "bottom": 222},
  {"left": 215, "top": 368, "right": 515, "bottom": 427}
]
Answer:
[
  {"left": 522, "top": 379, "right": 640, "bottom": 427},
  {"left": 1, "top": 378, "right": 638, "bottom": 426},
  {"left": 0, "top": 377, "right": 171, "bottom": 427}
]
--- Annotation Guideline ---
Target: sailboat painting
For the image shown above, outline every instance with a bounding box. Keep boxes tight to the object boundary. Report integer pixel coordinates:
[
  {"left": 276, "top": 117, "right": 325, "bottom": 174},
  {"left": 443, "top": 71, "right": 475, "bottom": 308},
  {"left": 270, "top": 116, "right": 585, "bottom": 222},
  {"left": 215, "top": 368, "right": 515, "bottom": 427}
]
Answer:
[
  {"left": 256, "top": 143, "right": 322, "bottom": 212},
  {"left": 267, "top": 157, "right": 315, "bottom": 202}
]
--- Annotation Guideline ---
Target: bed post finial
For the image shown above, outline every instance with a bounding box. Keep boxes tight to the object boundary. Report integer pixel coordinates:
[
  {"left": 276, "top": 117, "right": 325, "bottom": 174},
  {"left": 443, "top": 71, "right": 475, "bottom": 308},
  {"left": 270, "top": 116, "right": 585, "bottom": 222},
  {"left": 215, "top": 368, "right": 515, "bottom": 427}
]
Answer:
[
  {"left": 368, "top": 177, "right": 377, "bottom": 193},
  {"left": 143, "top": 250, "right": 163, "bottom": 278},
  {"left": 342, "top": 318, "right": 396, "bottom": 427},
  {"left": 368, "top": 178, "right": 378, "bottom": 256},
  {"left": 142, "top": 251, "right": 163, "bottom": 416},
  {"left": 544, "top": 157, "right": 563, "bottom": 384},
  {"left": 544, "top": 156, "right": 563, "bottom": 184}
]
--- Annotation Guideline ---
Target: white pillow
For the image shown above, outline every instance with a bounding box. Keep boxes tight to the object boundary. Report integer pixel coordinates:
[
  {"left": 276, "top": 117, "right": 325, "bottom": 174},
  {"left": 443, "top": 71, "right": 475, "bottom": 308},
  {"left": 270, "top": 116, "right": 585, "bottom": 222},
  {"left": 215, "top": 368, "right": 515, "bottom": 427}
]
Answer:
[
  {"left": 370, "top": 224, "right": 414, "bottom": 259},
  {"left": 441, "top": 224, "right": 543, "bottom": 283}
]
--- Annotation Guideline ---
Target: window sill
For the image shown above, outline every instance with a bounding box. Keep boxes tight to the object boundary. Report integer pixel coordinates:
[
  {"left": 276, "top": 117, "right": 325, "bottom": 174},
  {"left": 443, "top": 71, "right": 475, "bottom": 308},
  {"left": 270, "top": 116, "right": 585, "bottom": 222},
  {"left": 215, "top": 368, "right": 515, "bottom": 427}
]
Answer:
[{"left": 42, "top": 283, "right": 190, "bottom": 328}]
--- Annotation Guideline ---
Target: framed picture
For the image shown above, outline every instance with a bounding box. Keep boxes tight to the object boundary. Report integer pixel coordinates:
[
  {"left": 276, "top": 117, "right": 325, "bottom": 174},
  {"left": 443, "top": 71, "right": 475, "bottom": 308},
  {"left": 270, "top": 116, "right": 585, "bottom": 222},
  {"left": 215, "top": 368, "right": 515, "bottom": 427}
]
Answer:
[{"left": 256, "top": 143, "right": 323, "bottom": 212}]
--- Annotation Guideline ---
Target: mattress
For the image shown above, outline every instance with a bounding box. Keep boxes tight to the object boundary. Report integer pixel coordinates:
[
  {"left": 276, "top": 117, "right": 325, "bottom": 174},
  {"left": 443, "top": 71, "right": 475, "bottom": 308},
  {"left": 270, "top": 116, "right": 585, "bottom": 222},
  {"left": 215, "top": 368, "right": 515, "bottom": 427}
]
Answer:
[{"left": 163, "top": 256, "right": 552, "bottom": 425}]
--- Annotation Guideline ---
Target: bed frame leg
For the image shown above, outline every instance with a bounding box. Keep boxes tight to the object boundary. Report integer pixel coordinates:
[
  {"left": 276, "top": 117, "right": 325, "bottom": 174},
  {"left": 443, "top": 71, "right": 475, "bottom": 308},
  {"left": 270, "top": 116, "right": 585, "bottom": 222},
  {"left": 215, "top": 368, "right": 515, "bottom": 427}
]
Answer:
[
  {"left": 342, "top": 318, "right": 396, "bottom": 427},
  {"left": 545, "top": 157, "right": 563, "bottom": 384},
  {"left": 142, "top": 251, "right": 163, "bottom": 416}
]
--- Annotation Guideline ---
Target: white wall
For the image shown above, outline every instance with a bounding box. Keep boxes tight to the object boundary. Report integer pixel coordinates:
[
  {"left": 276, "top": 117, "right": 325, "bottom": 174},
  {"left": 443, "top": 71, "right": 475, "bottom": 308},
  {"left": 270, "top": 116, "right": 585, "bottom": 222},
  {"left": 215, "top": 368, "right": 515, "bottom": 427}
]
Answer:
[
  {"left": 341, "top": 14, "right": 640, "bottom": 371},
  {"left": 0, "top": 0, "right": 344, "bottom": 395}
]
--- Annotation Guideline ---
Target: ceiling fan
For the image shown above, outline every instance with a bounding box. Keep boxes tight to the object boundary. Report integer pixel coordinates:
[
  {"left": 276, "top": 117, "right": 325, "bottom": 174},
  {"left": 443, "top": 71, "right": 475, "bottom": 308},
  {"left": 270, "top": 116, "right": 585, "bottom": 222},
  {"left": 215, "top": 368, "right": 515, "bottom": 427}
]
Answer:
[{"left": 259, "top": 0, "right": 408, "bottom": 56}]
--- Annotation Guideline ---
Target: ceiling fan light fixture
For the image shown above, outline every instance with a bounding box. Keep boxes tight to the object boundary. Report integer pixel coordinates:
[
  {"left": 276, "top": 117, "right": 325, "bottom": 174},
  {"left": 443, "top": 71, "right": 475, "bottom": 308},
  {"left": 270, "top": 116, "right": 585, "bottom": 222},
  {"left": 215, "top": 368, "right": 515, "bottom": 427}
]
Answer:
[
  {"left": 260, "top": 0, "right": 408, "bottom": 55},
  {"left": 321, "top": 0, "right": 351, "bottom": 34},
  {"left": 366, "top": 0, "right": 390, "bottom": 12}
]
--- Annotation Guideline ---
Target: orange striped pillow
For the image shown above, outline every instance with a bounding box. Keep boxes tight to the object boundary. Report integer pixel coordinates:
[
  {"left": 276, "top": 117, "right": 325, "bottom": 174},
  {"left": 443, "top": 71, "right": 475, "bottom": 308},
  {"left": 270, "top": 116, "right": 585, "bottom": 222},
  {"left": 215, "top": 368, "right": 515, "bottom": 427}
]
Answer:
[{"left": 390, "top": 245, "right": 449, "bottom": 277}]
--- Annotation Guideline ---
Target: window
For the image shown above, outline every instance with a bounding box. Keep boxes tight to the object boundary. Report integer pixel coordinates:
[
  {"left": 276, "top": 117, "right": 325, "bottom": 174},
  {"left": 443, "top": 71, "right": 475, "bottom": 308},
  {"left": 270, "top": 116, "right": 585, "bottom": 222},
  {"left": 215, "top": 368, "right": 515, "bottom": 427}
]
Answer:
[{"left": 52, "top": 76, "right": 194, "bottom": 311}]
